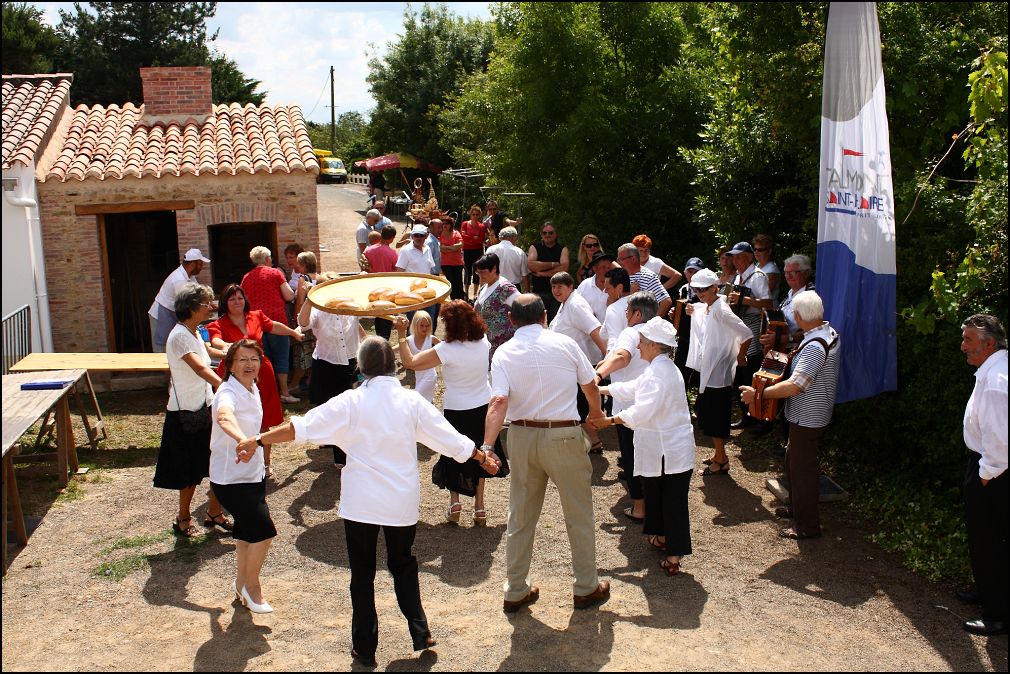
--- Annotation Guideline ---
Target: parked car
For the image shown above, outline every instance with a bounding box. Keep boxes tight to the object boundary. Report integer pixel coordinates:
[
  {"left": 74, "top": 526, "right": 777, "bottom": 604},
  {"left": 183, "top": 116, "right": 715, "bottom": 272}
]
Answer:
[{"left": 318, "top": 157, "right": 348, "bottom": 184}]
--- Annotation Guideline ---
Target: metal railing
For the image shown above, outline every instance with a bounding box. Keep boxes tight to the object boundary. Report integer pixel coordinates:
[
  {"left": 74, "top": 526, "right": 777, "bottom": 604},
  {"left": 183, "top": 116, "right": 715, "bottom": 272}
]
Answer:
[
  {"left": 348, "top": 174, "right": 369, "bottom": 186},
  {"left": 2, "top": 304, "right": 32, "bottom": 375}
]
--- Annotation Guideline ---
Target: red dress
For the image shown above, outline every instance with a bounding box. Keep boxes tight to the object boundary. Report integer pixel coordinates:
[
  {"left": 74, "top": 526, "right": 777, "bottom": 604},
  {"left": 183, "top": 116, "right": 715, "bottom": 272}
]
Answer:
[{"left": 206, "top": 310, "right": 284, "bottom": 430}]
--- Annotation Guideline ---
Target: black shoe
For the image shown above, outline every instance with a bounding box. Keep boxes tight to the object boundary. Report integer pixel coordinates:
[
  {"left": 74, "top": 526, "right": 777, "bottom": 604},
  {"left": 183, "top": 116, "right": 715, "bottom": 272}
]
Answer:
[
  {"left": 731, "top": 416, "right": 758, "bottom": 430},
  {"left": 954, "top": 589, "right": 982, "bottom": 605},
  {"left": 617, "top": 470, "right": 627, "bottom": 481},
  {"left": 747, "top": 422, "right": 774, "bottom": 436},
  {"left": 963, "top": 619, "right": 1006, "bottom": 635},
  {"left": 351, "top": 649, "right": 377, "bottom": 667}
]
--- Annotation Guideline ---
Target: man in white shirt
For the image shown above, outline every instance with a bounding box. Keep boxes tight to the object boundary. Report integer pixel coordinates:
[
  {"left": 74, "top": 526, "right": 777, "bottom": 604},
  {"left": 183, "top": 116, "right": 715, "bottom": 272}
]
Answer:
[
  {"left": 395, "top": 225, "right": 436, "bottom": 275},
  {"left": 483, "top": 294, "right": 610, "bottom": 613},
  {"left": 601, "top": 268, "right": 632, "bottom": 352},
  {"left": 577, "top": 252, "right": 615, "bottom": 325},
  {"left": 957, "top": 314, "right": 1008, "bottom": 635},
  {"left": 486, "top": 227, "right": 530, "bottom": 292},
  {"left": 148, "top": 248, "right": 210, "bottom": 352}
]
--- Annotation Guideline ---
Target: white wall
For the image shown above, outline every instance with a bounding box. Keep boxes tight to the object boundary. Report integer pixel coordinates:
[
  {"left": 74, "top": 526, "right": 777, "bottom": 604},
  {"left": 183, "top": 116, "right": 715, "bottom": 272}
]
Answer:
[{"left": 2, "top": 164, "right": 51, "bottom": 354}]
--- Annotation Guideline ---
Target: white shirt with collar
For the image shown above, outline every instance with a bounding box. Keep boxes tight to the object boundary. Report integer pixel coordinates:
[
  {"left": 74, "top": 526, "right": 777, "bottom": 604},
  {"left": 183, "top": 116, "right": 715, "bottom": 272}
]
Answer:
[
  {"left": 602, "top": 295, "right": 630, "bottom": 351},
  {"left": 149, "top": 265, "right": 195, "bottom": 317},
  {"left": 780, "top": 282, "right": 816, "bottom": 333},
  {"left": 550, "top": 291, "right": 602, "bottom": 362},
  {"left": 576, "top": 276, "right": 609, "bottom": 324},
  {"left": 291, "top": 376, "right": 474, "bottom": 527},
  {"left": 475, "top": 277, "right": 519, "bottom": 307},
  {"left": 608, "top": 323, "right": 650, "bottom": 414},
  {"left": 396, "top": 244, "right": 435, "bottom": 274},
  {"left": 687, "top": 295, "right": 754, "bottom": 392},
  {"left": 964, "top": 349, "right": 1008, "bottom": 480},
  {"left": 733, "top": 263, "right": 770, "bottom": 309},
  {"left": 307, "top": 308, "right": 361, "bottom": 365},
  {"left": 486, "top": 240, "right": 529, "bottom": 286},
  {"left": 210, "top": 378, "right": 264, "bottom": 484},
  {"left": 490, "top": 324, "right": 595, "bottom": 422},
  {"left": 608, "top": 356, "right": 695, "bottom": 476}
]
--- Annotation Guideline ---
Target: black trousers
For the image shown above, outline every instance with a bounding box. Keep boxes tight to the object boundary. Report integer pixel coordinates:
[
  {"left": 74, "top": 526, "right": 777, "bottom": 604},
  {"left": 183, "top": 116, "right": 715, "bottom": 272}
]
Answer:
[
  {"left": 616, "top": 425, "right": 643, "bottom": 499},
  {"left": 344, "top": 519, "right": 431, "bottom": 657},
  {"left": 642, "top": 468, "right": 693, "bottom": 557},
  {"left": 786, "top": 423, "right": 824, "bottom": 535},
  {"left": 443, "top": 265, "right": 465, "bottom": 301},
  {"left": 964, "top": 452, "right": 1008, "bottom": 622},
  {"left": 310, "top": 358, "right": 356, "bottom": 466},
  {"left": 733, "top": 352, "right": 764, "bottom": 409},
  {"left": 375, "top": 318, "right": 392, "bottom": 340},
  {"left": 534, "top": 290, "right": 560, "bottom": 323},
  {"left": 463, "top": 249, "right": 482, "bottom": 289}
]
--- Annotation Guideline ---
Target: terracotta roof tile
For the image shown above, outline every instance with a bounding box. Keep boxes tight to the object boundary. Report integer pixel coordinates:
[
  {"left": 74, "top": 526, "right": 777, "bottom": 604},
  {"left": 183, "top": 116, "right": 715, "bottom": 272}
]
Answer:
[
  {"left": 44, "top": 101, "right": 319, "bottom": 182},
  {"left": 2, "top": 74, "right": 73, "bottom": 169}
]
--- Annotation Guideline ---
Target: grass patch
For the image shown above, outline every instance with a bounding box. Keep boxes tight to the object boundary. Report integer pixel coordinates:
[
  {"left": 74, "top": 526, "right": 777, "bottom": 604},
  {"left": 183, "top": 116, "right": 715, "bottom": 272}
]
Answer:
[
  {"left": 173, "top": 534, "right": 210, "bottom": 563},
  {"left": 100, "top": 530, "right": 173, "bottom": 555},
  {"left": 92, "top": 554, "right": 150, "bottom": 582},
  {"left": 55, "top": 480, "right": 85, "bottom": 504}
]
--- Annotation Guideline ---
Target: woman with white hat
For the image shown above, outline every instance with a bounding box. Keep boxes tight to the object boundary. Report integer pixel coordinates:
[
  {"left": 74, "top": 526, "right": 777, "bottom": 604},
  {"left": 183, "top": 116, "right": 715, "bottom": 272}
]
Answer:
[{"left": 591, "top": 317, "right": 696, "bottom": 575}]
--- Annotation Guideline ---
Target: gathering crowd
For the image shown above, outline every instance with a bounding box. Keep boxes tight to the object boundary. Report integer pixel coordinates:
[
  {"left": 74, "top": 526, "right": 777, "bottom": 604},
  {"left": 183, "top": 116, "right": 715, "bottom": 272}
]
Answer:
[{"left": 146, "top": 198, "right": 1009, "bottom": 665}]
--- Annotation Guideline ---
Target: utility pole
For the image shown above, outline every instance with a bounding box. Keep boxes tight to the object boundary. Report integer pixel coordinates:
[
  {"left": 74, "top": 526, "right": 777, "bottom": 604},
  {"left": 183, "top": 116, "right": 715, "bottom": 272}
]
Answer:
[{"left": 330, "top": 65, "right": 336, "bottom": 155}]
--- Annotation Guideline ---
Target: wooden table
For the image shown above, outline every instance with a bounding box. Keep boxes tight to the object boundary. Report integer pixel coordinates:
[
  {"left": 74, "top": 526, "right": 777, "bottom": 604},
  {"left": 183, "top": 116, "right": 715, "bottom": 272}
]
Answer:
[
  {"left": 11, "top": 352, "right": 169, "bottom": 451},
  {"left": 2, "top": 369, "right": 86, "bottom": 573}
]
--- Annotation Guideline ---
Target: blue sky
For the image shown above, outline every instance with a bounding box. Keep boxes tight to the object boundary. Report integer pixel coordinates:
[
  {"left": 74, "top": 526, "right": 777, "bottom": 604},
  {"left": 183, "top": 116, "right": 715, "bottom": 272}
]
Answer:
[{"left": 32, "top": 2, "right": 493, "bottom": 122}]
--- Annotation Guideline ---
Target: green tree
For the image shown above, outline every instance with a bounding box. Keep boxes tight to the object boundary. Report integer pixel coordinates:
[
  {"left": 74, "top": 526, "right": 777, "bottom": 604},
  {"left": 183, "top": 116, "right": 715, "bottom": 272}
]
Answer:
[
  {"left": 305, "top": 111, "right": 371, "bottom": 162},
  {"left": 440, "top": 2, "right": 708, "bottom": 257},
  {"left": 2, "top": 3, "right": 62, "bottom": 74},
  {"left": 367, "top": 3, "right": 495, "bottom": 168},
  {"left": 55, "top": 2, "right": 266, "bottom": 106}
]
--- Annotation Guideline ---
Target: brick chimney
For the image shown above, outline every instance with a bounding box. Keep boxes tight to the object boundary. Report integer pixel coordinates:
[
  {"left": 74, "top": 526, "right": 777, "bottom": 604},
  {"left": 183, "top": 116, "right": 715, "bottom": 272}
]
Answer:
[{"left": 139, "top": 66, "right": 212, "bottom": 118}]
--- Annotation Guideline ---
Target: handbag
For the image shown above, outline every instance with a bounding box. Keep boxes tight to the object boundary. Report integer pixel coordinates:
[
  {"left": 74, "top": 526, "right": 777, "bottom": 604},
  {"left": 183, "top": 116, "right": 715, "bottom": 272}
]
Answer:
[{"left": 172, "top": 374, "right": 211, "bottom": 434}]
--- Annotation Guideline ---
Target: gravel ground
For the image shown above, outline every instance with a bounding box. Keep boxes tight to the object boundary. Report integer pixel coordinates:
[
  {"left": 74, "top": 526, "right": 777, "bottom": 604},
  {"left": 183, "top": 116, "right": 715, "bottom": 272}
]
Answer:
[{"left": 3, "top": 184, "right": 1005, "bottom": 671}]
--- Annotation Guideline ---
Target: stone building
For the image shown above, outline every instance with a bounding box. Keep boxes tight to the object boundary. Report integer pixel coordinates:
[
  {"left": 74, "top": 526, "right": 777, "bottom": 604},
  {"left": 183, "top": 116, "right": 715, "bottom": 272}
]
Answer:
[{"left": 35, "top": 66, "right": 319, "bottom": 353}]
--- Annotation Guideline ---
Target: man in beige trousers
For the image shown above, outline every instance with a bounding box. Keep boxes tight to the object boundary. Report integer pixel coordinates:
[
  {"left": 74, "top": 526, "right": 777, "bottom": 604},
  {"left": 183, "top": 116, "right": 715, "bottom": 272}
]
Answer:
[{"left": 483, "top": 294, "right": 611, "bottom": 613}]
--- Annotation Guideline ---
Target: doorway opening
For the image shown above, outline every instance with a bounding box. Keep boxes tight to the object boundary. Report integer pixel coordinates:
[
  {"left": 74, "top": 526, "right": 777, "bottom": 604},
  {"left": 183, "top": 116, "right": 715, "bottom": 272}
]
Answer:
[
  {"left": 208, "top": 222, "right": 278, "bottom": 294},
  {"left": 101, "top": 211, "right": 179, "bottom": 352}
]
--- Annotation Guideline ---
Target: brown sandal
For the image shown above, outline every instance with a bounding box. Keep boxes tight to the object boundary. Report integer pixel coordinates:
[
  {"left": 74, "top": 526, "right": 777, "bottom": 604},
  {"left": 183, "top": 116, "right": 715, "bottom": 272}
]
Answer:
[
  {"left": 173, "top": 517, "right": 200, "bottom": 538},
  {"left": 659, "top": 558, "right": 681, "bottom": 576},
  {"left": 646, "top": 535, "right": 666, "bottom": 552}
]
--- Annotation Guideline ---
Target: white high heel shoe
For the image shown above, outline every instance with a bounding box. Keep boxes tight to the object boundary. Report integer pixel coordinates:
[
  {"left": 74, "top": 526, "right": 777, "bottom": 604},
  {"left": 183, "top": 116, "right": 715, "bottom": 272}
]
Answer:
[
  {"left": 233, "top": 580, "right": 243, "bottom": 604},
  {"left": 240, "top": 585, "right": 274, "bottom": 614}
]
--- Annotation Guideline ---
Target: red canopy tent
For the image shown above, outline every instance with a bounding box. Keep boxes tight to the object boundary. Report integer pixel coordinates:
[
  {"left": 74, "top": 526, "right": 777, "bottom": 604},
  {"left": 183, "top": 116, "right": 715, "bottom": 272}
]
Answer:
[{"left": 353, "top": 153, "right": 441, "bottom": 173}]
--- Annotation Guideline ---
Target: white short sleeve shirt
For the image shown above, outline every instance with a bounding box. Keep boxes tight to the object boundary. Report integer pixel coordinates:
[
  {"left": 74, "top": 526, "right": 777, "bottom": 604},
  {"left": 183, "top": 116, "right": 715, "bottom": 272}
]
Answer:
[{"left": 210, "top": 378, "right": 265, "bottom": 484}]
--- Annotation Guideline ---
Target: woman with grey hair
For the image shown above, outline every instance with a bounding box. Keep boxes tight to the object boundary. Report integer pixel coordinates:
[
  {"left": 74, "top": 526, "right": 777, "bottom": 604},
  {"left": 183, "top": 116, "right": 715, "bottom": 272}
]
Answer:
[
  {"left": 594, "top": 317, "right": 696, "bottom": 575},
  {"left": 153, "top": 282, "right": 231, "bottom": 537},
  {"left": 763, "top": 254, "right": 816, "bottom": 352},
  {"left": 238, "top": 337, "right": 501, "bottom": 666},
  {"left": 241, "top": 246, "right": 298, "bottom": 402}
]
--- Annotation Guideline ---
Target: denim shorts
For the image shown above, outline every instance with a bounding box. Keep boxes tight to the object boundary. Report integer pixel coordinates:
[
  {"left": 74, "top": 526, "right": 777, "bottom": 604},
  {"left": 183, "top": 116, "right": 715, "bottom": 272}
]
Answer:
[{"left": 261, "top": 331, "right": 290, "bottom": 374}]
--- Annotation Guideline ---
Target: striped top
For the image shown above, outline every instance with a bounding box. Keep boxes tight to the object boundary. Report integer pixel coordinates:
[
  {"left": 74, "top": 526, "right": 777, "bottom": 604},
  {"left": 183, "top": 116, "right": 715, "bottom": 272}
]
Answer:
[
  {"left": 784, "top": 323, "right": 841, "bottom": 428},
  {"left": 734, "top": 265, "right": 769, "bottom": 356},
  {"left": 630, "top": 267, "right": 671, "bottom": 304}
]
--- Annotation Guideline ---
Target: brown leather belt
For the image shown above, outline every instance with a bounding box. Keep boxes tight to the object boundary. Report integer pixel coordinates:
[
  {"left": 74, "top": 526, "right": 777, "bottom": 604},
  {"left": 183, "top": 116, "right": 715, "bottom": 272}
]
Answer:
[{"left": 510, "top": 419, "right": 581, "bottom": 429}]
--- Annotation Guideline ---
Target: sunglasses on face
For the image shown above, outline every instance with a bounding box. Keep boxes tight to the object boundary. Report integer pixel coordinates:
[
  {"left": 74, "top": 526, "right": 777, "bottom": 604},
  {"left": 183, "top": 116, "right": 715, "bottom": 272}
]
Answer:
[
  {"left": 584, "top": 242, "right": 600, "bottom": 249},
  {"left": 754, "top": 247, "right": 769, "bottom": 253}
]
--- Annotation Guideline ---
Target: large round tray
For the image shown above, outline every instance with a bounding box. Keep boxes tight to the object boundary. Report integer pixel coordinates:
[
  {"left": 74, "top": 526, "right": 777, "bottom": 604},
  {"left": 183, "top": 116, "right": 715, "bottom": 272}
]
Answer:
[{"left": 306, "top": 272, "right": 451, "bottom": 316}]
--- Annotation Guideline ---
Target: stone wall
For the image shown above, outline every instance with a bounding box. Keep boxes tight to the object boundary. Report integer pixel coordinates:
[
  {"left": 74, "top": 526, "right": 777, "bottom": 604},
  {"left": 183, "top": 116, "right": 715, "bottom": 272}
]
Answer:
[{"left": 36, "top": 171, "right": 318, "bottom": 352}]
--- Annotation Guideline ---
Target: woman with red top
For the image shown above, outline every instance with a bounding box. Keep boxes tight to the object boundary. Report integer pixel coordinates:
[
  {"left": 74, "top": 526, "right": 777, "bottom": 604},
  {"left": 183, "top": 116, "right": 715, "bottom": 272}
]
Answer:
[
  {"left": 461, "top": 204, "right": 488, "bottom": 300},
  {"left": 208, "top": 284, "right": 303, "bottom": 478},
  {"left": 241, "top": 246, "right": 298, "bottom": 402},
  {"left": 439, "top": 216, "right": 465, "bottom": 300}
]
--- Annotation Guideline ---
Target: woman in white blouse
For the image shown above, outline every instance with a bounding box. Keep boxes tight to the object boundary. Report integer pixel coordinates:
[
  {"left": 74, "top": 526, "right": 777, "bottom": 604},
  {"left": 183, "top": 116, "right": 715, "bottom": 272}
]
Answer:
[
  {"left": 394, "top": 301, "right": 509, "bottom": 525},
  {"left": 593, "top": 317, "right": 695, "bottom": 576},
  {"left": 210, "top": 340, "right": 276, "bottom": 614},
  {"left": 298, "top": 273, "right": 367, "bottom": 467},
  {"left": 153, "top": 283, "right": 230, "bottom": 538},
  {"left": 237, "top": 337, "right": 500, "bottom": 667}
]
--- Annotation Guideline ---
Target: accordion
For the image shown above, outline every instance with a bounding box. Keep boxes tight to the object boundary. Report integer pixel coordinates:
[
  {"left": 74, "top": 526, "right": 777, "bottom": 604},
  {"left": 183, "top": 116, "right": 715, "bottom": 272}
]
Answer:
[
  {"left": 722, "top": 284, "right": 753, "bottom": 317},
  {"left": 671, "top": 299, "right": 688, "bottom": 331},
  {"left": 761, "top": 309, "right": 790, "bottom": 353},
  {"left": 748, "top": 350, "right": 792, "bottom": 422}
]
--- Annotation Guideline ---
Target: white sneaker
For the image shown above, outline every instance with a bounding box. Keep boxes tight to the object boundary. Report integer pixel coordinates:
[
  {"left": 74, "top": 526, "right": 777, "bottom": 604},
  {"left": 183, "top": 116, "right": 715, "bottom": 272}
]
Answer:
[{"left": 280, "top": 394, "right": 300, "bottom": 404}]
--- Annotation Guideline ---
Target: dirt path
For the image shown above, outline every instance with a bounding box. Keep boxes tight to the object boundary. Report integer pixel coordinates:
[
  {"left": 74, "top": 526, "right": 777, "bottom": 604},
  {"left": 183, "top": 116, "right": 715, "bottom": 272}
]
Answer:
[{"left": 2, "top": 186, "right": 1006, "bottom": 671}]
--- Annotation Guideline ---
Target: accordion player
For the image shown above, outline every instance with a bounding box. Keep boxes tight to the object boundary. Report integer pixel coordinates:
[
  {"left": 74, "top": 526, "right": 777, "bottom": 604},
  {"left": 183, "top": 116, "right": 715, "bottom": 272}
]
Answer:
[{"left": 748, "top": 350, "right": 791, "bottom": 422}]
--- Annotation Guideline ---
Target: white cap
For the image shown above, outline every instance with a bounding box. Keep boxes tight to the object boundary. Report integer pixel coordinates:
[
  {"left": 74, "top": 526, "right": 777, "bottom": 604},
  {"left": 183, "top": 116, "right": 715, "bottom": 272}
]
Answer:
[
  {"left": 689, "top": 268, "right": 720, "bottom": 288},
  {"left": 638, "top": 316, "right": 678, "bottom": 347},
  {"left": 183, "top": 248, "right": 210, "bottom": 263},
  {"left": 411, "top": 224, "right": 429, "bottom": 236}
]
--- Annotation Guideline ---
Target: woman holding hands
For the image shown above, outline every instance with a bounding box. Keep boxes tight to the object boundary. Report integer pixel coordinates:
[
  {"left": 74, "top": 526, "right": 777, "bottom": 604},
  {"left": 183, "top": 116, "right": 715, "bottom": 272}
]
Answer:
[
  {"left": 237, "top": 337, "right": 500, "bottom": 667},
  {"left": 210, "top": 339, "right": 277, "bottom": 613},
  {"left": 593, "top": 317, "right": 695, "bottom": 575}
]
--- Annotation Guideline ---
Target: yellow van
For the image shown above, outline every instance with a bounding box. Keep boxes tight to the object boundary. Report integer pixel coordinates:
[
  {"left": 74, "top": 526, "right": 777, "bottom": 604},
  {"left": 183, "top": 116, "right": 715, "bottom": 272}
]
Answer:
[{"left": 313, "top": 149, "right": 348, "bottom": 184}]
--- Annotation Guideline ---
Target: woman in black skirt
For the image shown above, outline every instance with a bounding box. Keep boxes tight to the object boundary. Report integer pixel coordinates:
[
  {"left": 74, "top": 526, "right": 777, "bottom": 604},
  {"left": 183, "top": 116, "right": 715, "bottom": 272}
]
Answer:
[
  {"left": 298, "top": 272, "right": 367, "bottom": 467},
  {"left": 211, "top": 339, "right": 277, "bottom": 613},
  {"left": 394, "top": 300, "right": 509, "bottom": 525},
  {"left": 153, "top": 282, "right": 231, "bottom": 537}
]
